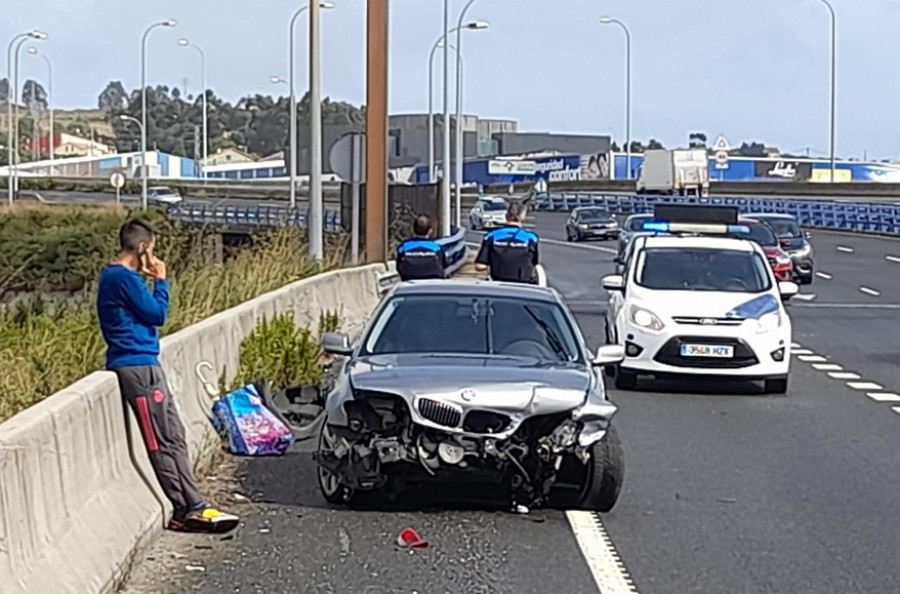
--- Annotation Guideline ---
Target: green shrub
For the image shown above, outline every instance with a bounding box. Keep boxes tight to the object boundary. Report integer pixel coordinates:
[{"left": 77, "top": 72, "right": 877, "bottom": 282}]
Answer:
[{"left": 231, "top": 310, "right": 339, "bottom": 394}]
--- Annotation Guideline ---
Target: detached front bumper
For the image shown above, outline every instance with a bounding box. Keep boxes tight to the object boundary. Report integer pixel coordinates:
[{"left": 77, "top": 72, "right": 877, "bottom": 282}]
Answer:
[{"left": 617, "top": 323, "right": 791, "bottom": 378}]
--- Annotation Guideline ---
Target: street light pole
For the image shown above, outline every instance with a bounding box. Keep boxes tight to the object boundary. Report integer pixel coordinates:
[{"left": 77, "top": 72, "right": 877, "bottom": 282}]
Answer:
[
  {"left": 601, "top": 17, "right": 631, "bottom": 180},
  {"left": 120, "top": 115, "right": 145, "bottom": 189},
  {"left": 814, "top": 0, "right": 836, "bottom": 183},
  {"left": 178, "top": 40, "right": 206, "bottom": 183},
  {"left": 441, "top": 0, "right": 451, "bottom": 237},
  {"left": 454, "top": 1, "right": 488, "bottom": 228},
  {"left": 27, "top": 47, "right": 53, "bottom": 164},
  {"left": 428, "top": 30, "right": 463, "bottom": 185},
  {"left": 309, "top": 0, "right": 326, "bottom": 260},
  {"left": 7, "top": 32, "right": 45, "bottom": 202},
  {"left": 141, "top": 20, "right": 177, "bottom": 211}
]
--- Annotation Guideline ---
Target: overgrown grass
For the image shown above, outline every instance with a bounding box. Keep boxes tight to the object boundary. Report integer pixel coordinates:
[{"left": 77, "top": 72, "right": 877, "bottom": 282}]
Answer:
[{"left": 0, "top": 206, "right": 346, "bottom": 422}]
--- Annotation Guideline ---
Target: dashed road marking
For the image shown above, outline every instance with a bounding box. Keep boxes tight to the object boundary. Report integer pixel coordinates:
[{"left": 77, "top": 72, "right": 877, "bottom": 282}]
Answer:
[
  {"left": 848, "top": 381, "right": 883, "bottom": 391},
  {"left": 791, "top": 342, "right": 801, "bottom": 348},
  {"left": 793, "top": 293, "right": 817, "bottom": 301},
  {"left": 798, "top": 355, "right": 827, "bottom": 362},
  {"left": 860, "top": 287, "right": 881, "bottom": 297},
  {"left": 567, "top": 511, "right": 639, "bottom": 594},
  {"left": 870, "top": 393, "right": 900, "bottom": 402},
  {"left": 886, "top": 255, "right": 900, "bottom": 264},
  {"left": 837, "top": 246, "right": 854, "bottom": 253},
  {"left": 792, "top": 349, "right": 814, "bottom": 355},
  {"left": 829, "top": 371, "right": 861, "bottom": 380},
  {"left": 793, "top": 303, "right": 900, "bottom": 309},
  {"left": 816, "top": 272, "right": 833, "bottom": 280},
  {"left": 892, "top": 406, "right": 900, "bottom": 414},
  {"left": 813, "top": 363, "right": 843, "bottom": 371}
]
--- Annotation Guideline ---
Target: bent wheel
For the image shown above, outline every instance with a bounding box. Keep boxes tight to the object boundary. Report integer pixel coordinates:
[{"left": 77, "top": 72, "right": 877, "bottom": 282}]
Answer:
[
  {"left": 317, "top": 423, "right": 353, "bottom": 504},
  {"left": 580, "top": 425, "right": 625, "bottom": 512}
]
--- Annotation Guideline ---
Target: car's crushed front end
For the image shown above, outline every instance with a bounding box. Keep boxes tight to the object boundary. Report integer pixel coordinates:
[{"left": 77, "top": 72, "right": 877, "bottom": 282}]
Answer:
[{"left": 316, "top": 355, "right": 620, "bottom": 510}]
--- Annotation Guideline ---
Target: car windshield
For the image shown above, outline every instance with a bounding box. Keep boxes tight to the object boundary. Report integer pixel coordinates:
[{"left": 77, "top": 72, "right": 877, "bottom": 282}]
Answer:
[
  {"left": 362, "top": 295, "right": 582, "bottom": 363},
  {"left": 636, "top": 248, "right": 772, "bottom": 292},
  {"left": 627, "top": 215, "right": 652, "bottom": 231},
  {"left": 482, "top": 201, "right": 507, "bottom": 212},
  {"left": 757, "top": 218, "right": 801, "bottom": 238},
  {"left": 731, "top": 223, "right": 778, "bottom": 246},
  {"left": 578, "top": 210, "right": 612, "bottom": 222}
]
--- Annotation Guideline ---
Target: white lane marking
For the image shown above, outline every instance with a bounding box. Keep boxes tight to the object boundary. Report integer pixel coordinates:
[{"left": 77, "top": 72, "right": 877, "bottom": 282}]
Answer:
[
  {"left": 792, "top": 349, "right": 814, "bottom": 355},
  {"left": 829, "top": 371, "right": 861, "bottom": 380},
  {"left": 837, "top": 246, "right": 855, "bottom": 253},
  {"left": 870, "top": 393, "right": 900, "bottom": 402},
  {"left": 793, "top": 303, "right": 900, "bottom": 309},
  {"left": 791, "top": 342, "right": 802, "bottom": 348},
  {"left": 816, "top": 272, "right": 833, "bottom": 280},
  {"left": 885, "top": 255, "right": 900, "bottom": 264},
  {"left": 567, "top": 511, "right": 639, "bottom": 594},
  {"left": 793, "top": 293, "right": 817, "bottom": 301},
  {"left": 813, "top": 363, "right": 843, "bottom": 371},
  {"left": 848, "top": 381, "right": 883, "bottom": 391},
  {"left": 798, "top": 355, "right": 827, "bottom": 362},
  {"left": 892, "top": 406, "right": 900, "bottom": 414},
  {"left": 859, "top": 286, "right": 881, "bottom": 297}
]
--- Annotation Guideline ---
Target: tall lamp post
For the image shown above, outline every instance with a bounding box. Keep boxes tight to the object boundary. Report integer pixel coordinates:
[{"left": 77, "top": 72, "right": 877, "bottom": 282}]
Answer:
[
  {"left": 6, "top": 30, "right": 46, "bottom": 205},
  {"left": 440, "top": 0, "right": 451, "bottom": 237},
  {"left": 141, "top": 19, "right": 177, "bottom": 210},
  {"left": 288, "top": 1, "right": 334, "bottom": 211},
  {"left": 27, "top": 47, "right": 53, "bottom": 166},
  {"left": 178, "top": 39, "right": 207, "bottom": 183},
  {"left": 600, "top": 17, "right": 631, "bottom": 181},
  {"left": 453, "top": 2, "right": 489, "bottom": 227},
  {"left": 813, "top": 0, "right": 836, "bottom": 182}
]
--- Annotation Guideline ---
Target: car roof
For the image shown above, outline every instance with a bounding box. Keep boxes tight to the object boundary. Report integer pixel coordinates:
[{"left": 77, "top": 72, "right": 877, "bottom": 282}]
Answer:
[
  {"left": 641, "top": 235, "right": 758, "bottom": 252},
  {"left": 149, "top": 186, "right": 174, "bottom": 191},
  {"left": 744, "top": 212, "right": 797, "bottom": 221},
  {"left": 391, "top": 279, "right": 560, "bottom": 303}
]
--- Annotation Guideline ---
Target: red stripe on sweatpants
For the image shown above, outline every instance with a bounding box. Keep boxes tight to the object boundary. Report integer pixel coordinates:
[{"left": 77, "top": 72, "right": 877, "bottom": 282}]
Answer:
[{"left": 136, "top": 396, "right": 160, "bottom": 452}]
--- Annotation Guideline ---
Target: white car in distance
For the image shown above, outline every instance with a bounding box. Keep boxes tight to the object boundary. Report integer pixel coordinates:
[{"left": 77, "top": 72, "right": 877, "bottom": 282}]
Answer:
[
  {"left": 603, "top": 224, "right": 797, "bottom": 394},
  {"left": 468, "top": 196, "right": 508, "bottom": 230},
  {"left": 147, "top": 186, "right": 183, "bottom": 206}
]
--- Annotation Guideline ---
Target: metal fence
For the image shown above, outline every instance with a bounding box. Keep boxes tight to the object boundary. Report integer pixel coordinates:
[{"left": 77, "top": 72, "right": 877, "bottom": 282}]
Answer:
[
  {"left": 168, "top": 203, "right": 342, "bottom": 232},
  {"left": 535, "top": 192, "right": 900, "bottom": 235}
]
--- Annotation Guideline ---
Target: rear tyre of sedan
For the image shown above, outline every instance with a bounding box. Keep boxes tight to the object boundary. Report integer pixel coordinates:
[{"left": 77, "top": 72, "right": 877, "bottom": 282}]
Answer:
[
  {"left": 579, "top": 425, "right": 625, "bottom": 512},
  {"left": 764, "top": 376, "right": 788, "bottom": 395}
]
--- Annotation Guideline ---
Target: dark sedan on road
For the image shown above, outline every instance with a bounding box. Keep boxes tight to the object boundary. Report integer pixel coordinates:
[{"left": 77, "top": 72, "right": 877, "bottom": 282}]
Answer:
[
  {"left": 745, "top": 213, "right": 814, "bottom": 284},
  {"left": 566, "top": 207, "right": 619, "bottom": 242}
]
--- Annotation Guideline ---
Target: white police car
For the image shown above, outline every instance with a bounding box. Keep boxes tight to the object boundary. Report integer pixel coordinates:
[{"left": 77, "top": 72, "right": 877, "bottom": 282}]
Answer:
[{"left": 602, "top": 219, "right": 798, "bottom": 394}]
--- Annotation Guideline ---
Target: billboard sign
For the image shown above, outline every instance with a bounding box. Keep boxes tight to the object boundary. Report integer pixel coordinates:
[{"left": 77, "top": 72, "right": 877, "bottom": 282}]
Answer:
[
  {"left": 580, "top": 152, "right": 611, "bottom": 180},
  {"left": 754, "top": 160, "right": 812, "bottom": 181},
  {"left": 534, "top": 155, "right": 584, "bottom": 182},
  {"left": 810, "top": 168, "right": 852, "bottom": 183},
  {"left": 488, "top": 159, "right": 537, "bottom": 175}
]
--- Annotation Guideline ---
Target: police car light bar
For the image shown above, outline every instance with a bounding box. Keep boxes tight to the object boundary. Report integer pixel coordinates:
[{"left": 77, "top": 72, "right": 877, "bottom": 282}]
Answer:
[
  {"left": 642, "top": 221, "right": 750, "bottom": 234},
  {"left": 653, "top": 204, "right": 739, "bottom": 225}
]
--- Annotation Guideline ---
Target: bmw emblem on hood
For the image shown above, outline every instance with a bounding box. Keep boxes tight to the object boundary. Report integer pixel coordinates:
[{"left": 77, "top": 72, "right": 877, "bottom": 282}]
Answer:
[{"left": 460, "top": 389, "right": 476, "bottom": 402}]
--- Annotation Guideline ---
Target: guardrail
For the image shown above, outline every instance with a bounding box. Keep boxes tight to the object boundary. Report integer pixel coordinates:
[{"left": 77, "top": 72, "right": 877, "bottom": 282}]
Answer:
[
  {"left": 438, "top": 226, "right": 469, "bottom": 275},
  {"left": 535, "top": 192, "right": 900, "bottom": 235},
  {"left": 167, "top": 203, "right": 342, "bottom": 232}
]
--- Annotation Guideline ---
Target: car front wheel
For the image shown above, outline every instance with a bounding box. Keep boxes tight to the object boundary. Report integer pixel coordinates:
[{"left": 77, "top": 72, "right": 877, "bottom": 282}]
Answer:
[
  {"left": 579, "top": 425, "right": 625, "bottom": 512},
  {"left": 317, "top": 423, "right": 354, "bottom": 504}
]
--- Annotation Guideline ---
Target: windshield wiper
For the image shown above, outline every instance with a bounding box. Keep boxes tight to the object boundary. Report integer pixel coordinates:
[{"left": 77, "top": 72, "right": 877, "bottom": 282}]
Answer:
[{"left": 523, "top": 305, "right": 569, "bottom": 361}]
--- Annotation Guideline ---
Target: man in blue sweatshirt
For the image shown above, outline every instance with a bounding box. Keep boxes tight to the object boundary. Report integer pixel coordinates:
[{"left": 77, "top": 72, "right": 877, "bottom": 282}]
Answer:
[{"left": 97, "top": 218, "right": 238, "bottom": 533}]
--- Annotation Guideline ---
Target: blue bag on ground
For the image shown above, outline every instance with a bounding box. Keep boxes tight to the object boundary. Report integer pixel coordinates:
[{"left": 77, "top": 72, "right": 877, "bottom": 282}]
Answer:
[{"left": 211, "top": 384, "right": 295, "bottom": 456}]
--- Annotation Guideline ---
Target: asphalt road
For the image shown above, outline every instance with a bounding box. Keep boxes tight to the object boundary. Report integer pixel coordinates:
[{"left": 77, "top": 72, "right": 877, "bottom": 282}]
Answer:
[{"left": 123, "top": 213, "right": 900, "bottom": 594}]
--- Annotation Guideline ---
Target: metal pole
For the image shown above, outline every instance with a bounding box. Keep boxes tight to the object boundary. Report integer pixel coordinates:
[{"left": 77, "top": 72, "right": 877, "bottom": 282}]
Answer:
[
  {"left": 455, "top": 0, "right": 477, "bottom": 229},
  {"left": 6, "top": 35, "right": 23, "bottom": 205},
  {"left": 198, "top": 45, "right": 207, "bottom": 183},
  {"left": 309, "top": 0, "right": 323, "bottom": 259},
  {"left": 623, "top": 22, "right": 632, "bottom": 181},
  {"left": 822, "top": 0, "right": 836, "bottom": 183},
  {"left": 289, "top": 6, "right": 308, "bottom": 211},
  {"left": 45, "top": 54, "right": 53, "bottom": 165},
  {"left": 13, "top": 37, "right": 29, "bottom": 193},
  {"left": 428, "top": 41, "right": 437, "bottom": 184},
  {"left": 351, "top": 133, "right": 361, "bottom": 264},
  {"left": 141, "top": 21, "right": 175, "bottom": 211},
  {"left": 441, "top": 0, "right": 451, "bottom": 237}
]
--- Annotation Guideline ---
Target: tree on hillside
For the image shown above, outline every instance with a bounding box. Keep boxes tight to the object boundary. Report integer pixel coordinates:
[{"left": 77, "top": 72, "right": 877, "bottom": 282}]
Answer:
[
  {"left": 628, "top": 140, "right": 645, "bottom": 153},
  {"left": 22, "top": 80, "right": 48, "bottom": 112},
  {"left": 98, "top": 81, "right": 128, "bottom": 113},
  {"left": 647, "top": 138, "right": 665, "bottom": 150},
  {"left": 0, "top": 78, "right": 8, "bottom": 109},
  {"left": 688, "top": 131, "right": 707, "bottom": 148},
  {"left": 737, "top": 141, "right": 766, "bottom": 157}
]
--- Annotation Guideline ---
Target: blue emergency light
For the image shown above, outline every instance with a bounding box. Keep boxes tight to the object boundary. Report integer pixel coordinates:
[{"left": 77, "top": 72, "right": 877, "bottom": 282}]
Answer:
[
  {"left": 642, "top": 221, "right": 750, "bottom": 234},
  {"left": 642, "top": 221, "right": 670, "bottom": 233}
]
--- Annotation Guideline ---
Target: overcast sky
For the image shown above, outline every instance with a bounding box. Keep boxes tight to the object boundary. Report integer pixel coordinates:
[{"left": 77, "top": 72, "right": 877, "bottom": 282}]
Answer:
[{"left": 4, "top": 0, "right": 900, "bottom": 159}]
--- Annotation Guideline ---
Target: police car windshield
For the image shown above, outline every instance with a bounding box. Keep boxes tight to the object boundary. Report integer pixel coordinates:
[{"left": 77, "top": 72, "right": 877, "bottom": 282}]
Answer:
[
  {"left": 636, "top": 248, "right": 772, "bottom": 292},
  {"left": 362, "top": 295, "right": 582, "bottom": 363},
  {"left": 628, "top": 215, "right": 652, "bottom": 231},
  {"left": 758, "top": 218, "right": 801, "bottom": 238},
  {"left": 482, "top": 200, "right": 507, "bottom": 212},
  {"left": 731, "top": 222, "right": 778, "bottom": 246}
]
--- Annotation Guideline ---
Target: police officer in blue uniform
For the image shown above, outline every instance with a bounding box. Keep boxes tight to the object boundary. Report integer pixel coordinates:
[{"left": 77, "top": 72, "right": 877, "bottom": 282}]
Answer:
[
  {"left": 475, "top": 201, "right": 540, "bottom": 284},
  {"left": 396, "top": 214, "right": 446, "bottom": 281}
]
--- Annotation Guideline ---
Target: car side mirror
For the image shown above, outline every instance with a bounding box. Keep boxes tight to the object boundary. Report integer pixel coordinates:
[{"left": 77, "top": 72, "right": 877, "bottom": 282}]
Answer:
[
  {"left": 593, "top": 345, "right": 625, "bottom": 366},
  {"left": 602, "top": 274, "right": 625, "bottom": 292},
  {"left": 778, "top": 281, "right": 799, "bottom": 301},
  {"left": 804, "top": 231, "right": 812, "bottom": 239},
  {"left": 322, "top": 332, "right": 353, "bottom": 356}
]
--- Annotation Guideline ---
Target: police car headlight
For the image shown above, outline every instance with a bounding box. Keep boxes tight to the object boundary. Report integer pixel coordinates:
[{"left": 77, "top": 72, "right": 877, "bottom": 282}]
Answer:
[
  {"left": 754, "top": 311, "right": 782, "bottom": 334},
  {"left": 630, "top": 305, "right": 665, "bottom": 331}
]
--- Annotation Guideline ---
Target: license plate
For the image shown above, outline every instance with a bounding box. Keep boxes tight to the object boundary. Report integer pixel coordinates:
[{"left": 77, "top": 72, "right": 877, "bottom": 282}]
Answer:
[{"left": 680, "top": 344, "right": 734, "bottom": 358}]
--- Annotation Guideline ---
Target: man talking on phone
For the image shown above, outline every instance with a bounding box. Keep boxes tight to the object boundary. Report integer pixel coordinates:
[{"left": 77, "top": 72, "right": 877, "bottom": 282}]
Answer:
[{"left": 97, "top": 218, "right": 239, "bottom": 533}]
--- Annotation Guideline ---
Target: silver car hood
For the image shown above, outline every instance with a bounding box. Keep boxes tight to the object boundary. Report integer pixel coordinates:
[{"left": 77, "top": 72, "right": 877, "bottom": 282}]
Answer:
[{"left": 347, "top": 354, "right": 592, "bottom": 437}]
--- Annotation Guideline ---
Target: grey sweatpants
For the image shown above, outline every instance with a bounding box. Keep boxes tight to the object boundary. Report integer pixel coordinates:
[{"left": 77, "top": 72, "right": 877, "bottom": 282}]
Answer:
[{"left": 114, "top": 365, "right": 204, "bottom": 515}]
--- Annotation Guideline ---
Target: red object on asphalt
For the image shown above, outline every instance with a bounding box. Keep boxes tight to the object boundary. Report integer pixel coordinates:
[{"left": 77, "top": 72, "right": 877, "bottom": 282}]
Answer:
[{"left": 397, "top": 528, "right": 429, "bottom": 548}]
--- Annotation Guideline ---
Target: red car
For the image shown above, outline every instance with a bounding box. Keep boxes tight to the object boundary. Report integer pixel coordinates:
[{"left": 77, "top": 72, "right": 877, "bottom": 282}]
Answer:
[{"left": 730, "top": 219, "right": 794, "bottom": 282}]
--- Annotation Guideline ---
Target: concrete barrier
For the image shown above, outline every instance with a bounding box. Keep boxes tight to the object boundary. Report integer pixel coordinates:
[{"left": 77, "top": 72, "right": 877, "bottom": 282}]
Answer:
[{"left": 0, "top": 263, "right": 390, "bottom": 594}]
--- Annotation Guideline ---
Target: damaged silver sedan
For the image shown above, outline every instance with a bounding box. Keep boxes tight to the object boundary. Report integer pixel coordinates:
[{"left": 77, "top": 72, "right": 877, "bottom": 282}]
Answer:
[{"left": 314, "top": 280, "right": 626, "bottom": 512}]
